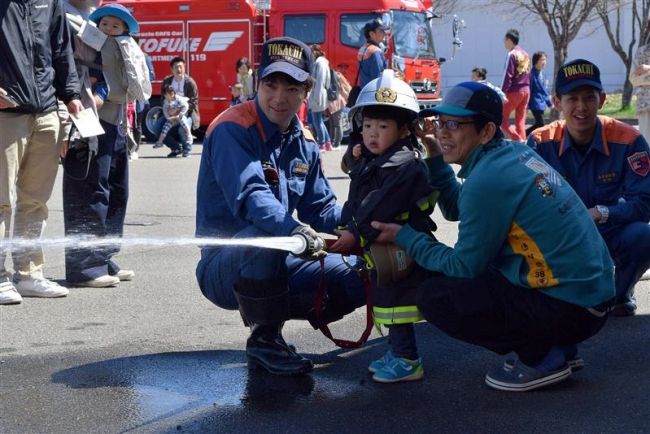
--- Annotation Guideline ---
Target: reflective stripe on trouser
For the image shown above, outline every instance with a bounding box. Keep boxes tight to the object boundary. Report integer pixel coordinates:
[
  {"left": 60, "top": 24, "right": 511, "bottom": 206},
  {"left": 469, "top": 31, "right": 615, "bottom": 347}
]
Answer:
[
  {"left": 373, "top": 305, "right": 423, "bottom": 325},
  {"left": 0, "top": 111, "right": 61, "bottom": 280}
]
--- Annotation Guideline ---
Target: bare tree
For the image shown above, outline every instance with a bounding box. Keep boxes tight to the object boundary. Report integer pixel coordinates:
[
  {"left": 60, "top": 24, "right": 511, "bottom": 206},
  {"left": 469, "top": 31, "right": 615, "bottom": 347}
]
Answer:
[
  {"left": 597, "top": 0, "right": 650, "bottom": 109},
  {"left": 493, "top": 0, "right": 599, "bottom": 92},
  {"left": 522, "top": 1, "right": 598, "bottom": 84}
]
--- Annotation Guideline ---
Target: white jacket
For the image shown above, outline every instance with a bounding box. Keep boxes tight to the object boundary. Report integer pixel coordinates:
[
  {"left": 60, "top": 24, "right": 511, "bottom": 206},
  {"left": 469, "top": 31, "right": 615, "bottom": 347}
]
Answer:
[
  {"left": 115, "top": 35, "right": 152, "bottom": 103},
  {"left": 308, "top": 56, "right": 330, "bottom": 113}
]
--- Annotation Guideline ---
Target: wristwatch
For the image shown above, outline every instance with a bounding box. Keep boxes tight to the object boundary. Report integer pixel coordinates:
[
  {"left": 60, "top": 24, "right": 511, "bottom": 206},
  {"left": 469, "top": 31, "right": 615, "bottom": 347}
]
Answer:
[{"left": 595, "top": 205, "right": 609, "bottom": 224}]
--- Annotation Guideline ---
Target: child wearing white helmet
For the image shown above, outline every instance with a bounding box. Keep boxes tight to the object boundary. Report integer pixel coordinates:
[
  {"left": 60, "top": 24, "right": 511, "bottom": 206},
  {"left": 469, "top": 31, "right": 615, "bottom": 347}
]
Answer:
[{"left": 329, "top": 70, "right": 439, "bottom": 383}]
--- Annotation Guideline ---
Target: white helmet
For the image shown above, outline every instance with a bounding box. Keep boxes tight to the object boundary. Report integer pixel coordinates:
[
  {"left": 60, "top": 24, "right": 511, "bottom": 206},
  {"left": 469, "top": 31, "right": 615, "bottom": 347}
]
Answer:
[{"left": 348, "top": 69, "right": 420, "bottom": 129}]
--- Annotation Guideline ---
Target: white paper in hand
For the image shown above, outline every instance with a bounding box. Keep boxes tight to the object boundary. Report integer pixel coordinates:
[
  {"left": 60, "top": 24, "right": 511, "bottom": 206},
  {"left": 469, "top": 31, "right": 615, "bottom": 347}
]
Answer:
[
  {"left": 71, "top": 108, "right": 105, "bottom": 138},
  {"left": 79, "top": 20, "right": 107, "bottom": 51}
]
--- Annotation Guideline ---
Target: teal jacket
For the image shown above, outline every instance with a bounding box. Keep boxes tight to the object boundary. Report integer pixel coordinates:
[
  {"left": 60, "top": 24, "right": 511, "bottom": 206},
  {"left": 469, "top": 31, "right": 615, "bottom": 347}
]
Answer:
[{"left": 395, "top": 135, "right": 615, "bottom": 308}]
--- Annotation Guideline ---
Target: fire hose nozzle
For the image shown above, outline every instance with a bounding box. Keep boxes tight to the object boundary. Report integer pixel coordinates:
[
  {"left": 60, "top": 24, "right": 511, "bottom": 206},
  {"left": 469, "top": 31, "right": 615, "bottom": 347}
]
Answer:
[{"left": 290, "top": 231, "right": 325, "bottom": 256}]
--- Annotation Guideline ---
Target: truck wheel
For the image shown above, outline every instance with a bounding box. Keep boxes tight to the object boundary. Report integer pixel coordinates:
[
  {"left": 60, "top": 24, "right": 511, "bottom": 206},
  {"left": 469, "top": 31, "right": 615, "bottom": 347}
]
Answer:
[{"left": 142, "top": 105, "right": 163, "bottom": 143}]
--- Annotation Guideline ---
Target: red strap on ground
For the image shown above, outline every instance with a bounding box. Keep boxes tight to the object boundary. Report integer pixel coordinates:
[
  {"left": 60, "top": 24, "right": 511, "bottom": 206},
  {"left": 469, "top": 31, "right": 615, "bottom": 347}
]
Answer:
[{"left": 314, "top": 257, "right": 373, "bottom": 349}]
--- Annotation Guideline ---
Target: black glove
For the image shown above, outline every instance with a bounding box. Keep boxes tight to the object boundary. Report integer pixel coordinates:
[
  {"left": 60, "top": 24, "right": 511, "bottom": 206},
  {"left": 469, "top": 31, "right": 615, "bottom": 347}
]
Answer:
[{"left": 290, "top": 225, "right": 327, "bottom": 261}]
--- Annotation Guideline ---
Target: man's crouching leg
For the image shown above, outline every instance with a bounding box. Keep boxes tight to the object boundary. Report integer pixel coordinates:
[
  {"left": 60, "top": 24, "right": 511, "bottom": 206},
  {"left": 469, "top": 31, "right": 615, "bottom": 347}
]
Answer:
[
  {"left": 289, "top": 283, "right": 357, "bottom": 329},
  {"left": 234, "top": 277, "right": 314, "bottom": 376}
]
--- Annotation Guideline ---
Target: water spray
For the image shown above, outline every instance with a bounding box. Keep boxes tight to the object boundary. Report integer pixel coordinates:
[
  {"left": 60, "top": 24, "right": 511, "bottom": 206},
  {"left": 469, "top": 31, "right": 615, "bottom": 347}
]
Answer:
[{"left": 0, "top": 235, "right": 308, "bottom": 254}]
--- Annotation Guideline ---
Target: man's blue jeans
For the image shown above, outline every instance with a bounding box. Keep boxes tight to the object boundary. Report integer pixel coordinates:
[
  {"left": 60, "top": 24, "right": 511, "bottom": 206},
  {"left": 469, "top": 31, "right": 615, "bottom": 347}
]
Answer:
[{"left": 154, "top": 115, "right": 192, "bottom": 153}]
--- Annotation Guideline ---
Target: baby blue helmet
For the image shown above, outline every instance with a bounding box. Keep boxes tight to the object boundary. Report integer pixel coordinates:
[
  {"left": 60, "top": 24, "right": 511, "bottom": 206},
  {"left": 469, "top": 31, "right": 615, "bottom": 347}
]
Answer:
[
  {"left": 348, "top": 69, "right": 420, "bottom": 129},
  {"left": 89, "top": 4, "right": 139, "bottom": 34}
]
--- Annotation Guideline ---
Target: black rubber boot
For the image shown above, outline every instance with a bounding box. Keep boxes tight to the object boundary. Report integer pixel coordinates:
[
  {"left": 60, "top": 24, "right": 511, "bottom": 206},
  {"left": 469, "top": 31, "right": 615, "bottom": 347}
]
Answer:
[
  {"left": 234, "top": 278, "right": 313, "bottom": 376},
  {"left": 246, "top": 323, "right": 313, "bottom": 376}
]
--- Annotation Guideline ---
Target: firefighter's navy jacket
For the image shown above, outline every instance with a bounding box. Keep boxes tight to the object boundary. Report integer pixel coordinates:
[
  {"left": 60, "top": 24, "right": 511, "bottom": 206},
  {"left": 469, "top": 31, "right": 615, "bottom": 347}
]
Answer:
[
  {"left": 527, "top": 116, "right": 650, "bottom": 238},
  {"left": 357, "top": 41, "right": 387, "bottom": 88},
  {"left": 196, "top": 100, "right": 340, "bottom": 242},
  {"left": 0, "top": 0, "right": 79, "bottom": 113}
]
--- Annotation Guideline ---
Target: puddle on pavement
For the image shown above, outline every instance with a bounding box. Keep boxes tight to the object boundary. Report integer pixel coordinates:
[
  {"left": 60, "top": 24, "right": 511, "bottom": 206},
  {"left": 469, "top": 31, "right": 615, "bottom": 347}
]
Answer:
[{"left": 52, "top": 350, "right": 365, "bottom": 427}]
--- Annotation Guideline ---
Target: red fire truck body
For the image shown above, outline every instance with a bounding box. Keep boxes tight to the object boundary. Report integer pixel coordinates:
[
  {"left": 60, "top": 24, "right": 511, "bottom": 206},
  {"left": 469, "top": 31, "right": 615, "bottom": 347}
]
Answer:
[{"left": 106, "top": 0, "right": 444, "bottom": 135}]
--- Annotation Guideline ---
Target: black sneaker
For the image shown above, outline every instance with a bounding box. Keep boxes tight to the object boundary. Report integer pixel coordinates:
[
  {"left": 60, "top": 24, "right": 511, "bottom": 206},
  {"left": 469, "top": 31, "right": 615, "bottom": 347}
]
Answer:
[
  {"left": 485, "top": 360, "right": 571, "bottom": 392},
  {"left": 611, "top": 301, "right": 637, "bottom": 317},
  {"left": 167, "top": 150, "right": 181, "bottom": 158},
  {"left": 182, "top": 152, "right": 190, "bottom": 157}
]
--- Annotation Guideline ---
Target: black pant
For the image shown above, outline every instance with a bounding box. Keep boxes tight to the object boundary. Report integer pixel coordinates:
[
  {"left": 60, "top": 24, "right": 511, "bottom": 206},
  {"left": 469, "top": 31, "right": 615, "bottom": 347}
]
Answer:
[
  {"left": 417, "top": 270, "right": 607, "bottom": 366},
  {"left": 525, "top": 110, "right": 545, "bottom": 137},
  {"left": 63, "top": 120, "right": 129, "bottom": 282}
]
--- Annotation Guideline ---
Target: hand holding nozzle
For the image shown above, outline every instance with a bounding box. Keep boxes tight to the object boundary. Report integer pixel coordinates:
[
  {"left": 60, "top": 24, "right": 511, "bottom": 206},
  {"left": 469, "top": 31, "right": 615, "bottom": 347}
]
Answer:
[{"left": 290, "top": 225, "right": 327, "bottom": 260}]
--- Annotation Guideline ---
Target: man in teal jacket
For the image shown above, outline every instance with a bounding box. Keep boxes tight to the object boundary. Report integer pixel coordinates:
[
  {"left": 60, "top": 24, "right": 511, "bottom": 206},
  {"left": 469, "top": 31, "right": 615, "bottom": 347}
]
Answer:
[{"left": 372, "top": 81, "right": 615, "bottom": 392}]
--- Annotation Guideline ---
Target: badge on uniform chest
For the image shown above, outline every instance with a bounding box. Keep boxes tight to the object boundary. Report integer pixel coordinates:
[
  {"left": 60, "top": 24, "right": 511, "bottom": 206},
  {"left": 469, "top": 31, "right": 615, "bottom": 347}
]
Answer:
[
  {"left": 292, "top": 162, "right": 309, "bottom": 176},
  {"left": 597, "top": 171, "right": 617, "bottom": 183}
]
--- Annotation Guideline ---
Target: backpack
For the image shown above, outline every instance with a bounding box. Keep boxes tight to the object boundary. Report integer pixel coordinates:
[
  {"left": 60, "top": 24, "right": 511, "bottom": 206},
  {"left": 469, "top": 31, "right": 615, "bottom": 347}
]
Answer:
[{"left": 327, "top": 68, "right": 339, "bottom": 101}]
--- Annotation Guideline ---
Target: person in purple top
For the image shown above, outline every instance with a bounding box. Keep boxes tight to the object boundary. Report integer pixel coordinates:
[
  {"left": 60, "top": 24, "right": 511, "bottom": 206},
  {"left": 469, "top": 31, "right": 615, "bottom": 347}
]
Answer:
[{"left": 501, "top": 29, "right": 531, "bottom": 141}]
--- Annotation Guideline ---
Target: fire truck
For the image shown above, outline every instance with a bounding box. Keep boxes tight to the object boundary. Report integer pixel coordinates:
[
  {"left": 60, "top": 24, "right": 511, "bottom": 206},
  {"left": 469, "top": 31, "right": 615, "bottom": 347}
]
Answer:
[{"left": 104, "top": 0, "right": 459, "bottom": 139}]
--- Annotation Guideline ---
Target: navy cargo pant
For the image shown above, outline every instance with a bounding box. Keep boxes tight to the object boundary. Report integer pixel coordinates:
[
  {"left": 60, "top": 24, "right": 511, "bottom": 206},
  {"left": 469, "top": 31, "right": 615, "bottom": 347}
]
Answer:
[
  {"left": 601, "top": 222, "right": 650, "bottom": 306},
  {"left": 63, "top": 120, "right": 129, "bottom": 283},
  {"left": 195, "top": 226, "right": 366, "bottom": 317}
]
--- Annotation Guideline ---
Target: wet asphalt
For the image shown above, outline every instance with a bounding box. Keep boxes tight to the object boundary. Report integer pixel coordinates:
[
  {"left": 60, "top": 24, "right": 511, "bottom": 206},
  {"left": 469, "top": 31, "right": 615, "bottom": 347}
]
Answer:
[{"left": 1, "top": 144, "right": 649, "bottom": 433}]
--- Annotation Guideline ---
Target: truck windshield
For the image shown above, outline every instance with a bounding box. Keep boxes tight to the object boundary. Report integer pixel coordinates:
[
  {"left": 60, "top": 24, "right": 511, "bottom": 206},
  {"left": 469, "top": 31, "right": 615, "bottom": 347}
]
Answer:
[
  {"left": 340, "top": 13, "right": 380, "bottom": 48},
  {"left": 391, "top": 10, "right": 435, "bottom": 59}
]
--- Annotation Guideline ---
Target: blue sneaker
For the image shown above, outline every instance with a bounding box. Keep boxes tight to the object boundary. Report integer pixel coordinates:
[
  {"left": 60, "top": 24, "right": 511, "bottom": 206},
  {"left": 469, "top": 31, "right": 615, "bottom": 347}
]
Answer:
[
  {"left": 368, "top": 351, "right": 394, "bottom": 373},
  {"left": 486, "top": 359, "right": 571, "bottom": 392},
  {"left": 372, "top": 357, "right": 424, "bottom": 383}
]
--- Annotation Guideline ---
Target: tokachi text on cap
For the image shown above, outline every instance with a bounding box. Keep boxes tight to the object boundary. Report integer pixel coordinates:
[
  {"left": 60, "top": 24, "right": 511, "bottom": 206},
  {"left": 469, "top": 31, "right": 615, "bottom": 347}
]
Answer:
[
  {"left": 555, "top": 59, "right": 602, "bottom": 96},
  {"left": 260, "top": 37, "right": 313, "bottom": 82}
]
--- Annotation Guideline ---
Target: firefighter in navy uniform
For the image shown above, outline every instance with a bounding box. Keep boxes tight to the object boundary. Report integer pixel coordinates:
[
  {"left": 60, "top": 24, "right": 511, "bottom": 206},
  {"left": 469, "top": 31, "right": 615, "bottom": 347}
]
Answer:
[
  {"left": 357, "top": 18, "right": 389, "bottom": 88},
  {"left": 528, "top": 59, "right": 650, "bottom": 317},
  {"left": 195, "top": 37, "right": 366, "bottom": 376}
]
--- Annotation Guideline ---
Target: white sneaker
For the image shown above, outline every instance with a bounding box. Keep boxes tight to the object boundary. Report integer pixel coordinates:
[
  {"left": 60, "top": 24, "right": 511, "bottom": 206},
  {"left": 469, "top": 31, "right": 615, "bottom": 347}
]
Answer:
[
  {"left": 112, "top": 269, "right": 135, "bottom": 281},
  {"left": 0, "top": 281, "right": 22, "bottom": 305},
  {"left": 129, "top": 151, "right": 139, "bottom": 160},
  {"left": 71, "top": 275, "right": 120, "bottom": 288},
  {"left": 640, "top": 269, "right": 650, "bottom": 281},
  {"left": 14, "top": 278, "right": 69, "bottom": 298}
]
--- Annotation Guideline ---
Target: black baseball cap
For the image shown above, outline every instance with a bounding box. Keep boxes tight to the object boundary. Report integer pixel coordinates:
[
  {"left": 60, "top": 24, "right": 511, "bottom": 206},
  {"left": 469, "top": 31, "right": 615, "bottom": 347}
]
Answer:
[
  {"left": 364, "top": 18, "right": 390, "bottom": 34},
  {"left": 260, "top": 37, "right": 313, "bottom": 82},
  {"left": 419, "top": 81, "right": 503, "bottom": 125},
  {"left": 555, "top": 59, "right": 602, "bottom": 96}
]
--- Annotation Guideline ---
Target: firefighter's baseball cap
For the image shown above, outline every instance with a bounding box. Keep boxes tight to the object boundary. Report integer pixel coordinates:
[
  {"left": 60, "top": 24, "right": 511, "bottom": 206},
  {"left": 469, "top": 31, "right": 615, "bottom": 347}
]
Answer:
[
  {"left": 260, "top": 37, "right": 313, "bottom": 82},
  {"left": 89, "top": 4, "right": 139, "bottom": 34},
  {"left": 419, "top": 81, "right": 503, "bottom": 125},
  {"left": 364, "top": 18, "right": 390, "bottom": 35},
  {"left": 555, "top": 59, "right": 602, "bottom": 96}
]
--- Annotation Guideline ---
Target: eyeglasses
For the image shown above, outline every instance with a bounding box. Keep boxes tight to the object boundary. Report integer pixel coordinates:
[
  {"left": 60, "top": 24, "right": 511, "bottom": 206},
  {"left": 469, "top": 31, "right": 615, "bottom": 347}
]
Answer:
[{"left": 432, "top": 119, "right": 475, "bottom": 131}]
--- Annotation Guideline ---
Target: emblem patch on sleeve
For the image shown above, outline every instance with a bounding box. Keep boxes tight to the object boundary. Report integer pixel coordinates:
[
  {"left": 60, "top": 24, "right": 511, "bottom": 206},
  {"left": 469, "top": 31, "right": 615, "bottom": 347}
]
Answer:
[
  {"left": 627, "top": 151, "right": 649, "bottom": 176},
  {"left": 535, "top": 175, "right": 554, "bottom": 198}
]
